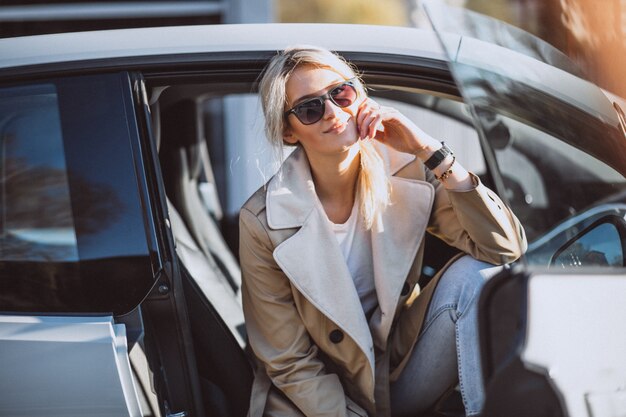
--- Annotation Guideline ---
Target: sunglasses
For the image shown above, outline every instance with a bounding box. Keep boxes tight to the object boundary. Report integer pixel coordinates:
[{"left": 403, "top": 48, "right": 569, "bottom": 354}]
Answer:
[{"left": 285, "top": 79, "right": 359, "bottom": 125}]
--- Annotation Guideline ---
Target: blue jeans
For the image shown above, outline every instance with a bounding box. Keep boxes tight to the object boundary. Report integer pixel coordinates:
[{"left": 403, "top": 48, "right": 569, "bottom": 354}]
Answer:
[{"left": 390, "top": 255, "right": 502, "bottom": 417}]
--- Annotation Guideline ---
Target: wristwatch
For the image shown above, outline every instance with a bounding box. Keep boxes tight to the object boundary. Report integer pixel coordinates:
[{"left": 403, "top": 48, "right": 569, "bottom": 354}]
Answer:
[{"left": 424, "top": 142, "right": 453, "bottom": 170}]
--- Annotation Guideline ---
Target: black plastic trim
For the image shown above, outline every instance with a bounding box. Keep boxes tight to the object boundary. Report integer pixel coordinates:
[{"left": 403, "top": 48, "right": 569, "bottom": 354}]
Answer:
[
  {"left": 130, "top": 73, "right": 206, "bottom": 417},
  {"left": 0, "top": 50, "right": 459, "bottom": 97},
  {"left": 121, "top": 72, "right": 162, "bottom": 275}
]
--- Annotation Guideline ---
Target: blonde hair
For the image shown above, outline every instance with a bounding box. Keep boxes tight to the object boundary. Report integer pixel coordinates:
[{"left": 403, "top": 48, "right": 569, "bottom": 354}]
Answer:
[{"left": 258, "top": 45, "right": 390, "bottom": 229}]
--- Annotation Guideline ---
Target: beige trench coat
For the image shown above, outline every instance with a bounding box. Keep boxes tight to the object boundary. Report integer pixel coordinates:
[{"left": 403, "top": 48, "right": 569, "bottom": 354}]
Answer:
[{"left": 239, "top": 143, "right": 526, "bottom": 417}]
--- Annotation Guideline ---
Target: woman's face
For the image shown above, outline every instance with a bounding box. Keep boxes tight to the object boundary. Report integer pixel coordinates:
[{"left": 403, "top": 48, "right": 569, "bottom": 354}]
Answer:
[{"left": 283, "top": 65, "right": 362, "bottom": 157}]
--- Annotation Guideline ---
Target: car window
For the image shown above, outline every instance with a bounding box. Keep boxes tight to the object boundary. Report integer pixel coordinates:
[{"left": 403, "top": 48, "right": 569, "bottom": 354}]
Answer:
[
  {"left": 0, "top": 84, "right": 79, "bottom": 262},
  {"left": 492, "top": 115, "right": 626, "bottom": 265},
  {"left": 219, "top": 93, "right": 279, "bottom": 220},
  {"left": 495, "top": 116, "right": 626, "bottom": 236},
  {"left": 0, "top": 74, "right": 157, "bottom": 314},
  {"left": 205, "top": 84, "right": 626, "bottom": 270},
  {"left": 424, "top": 0, "right": 626, "bottom": 269},
  {"left": 552, "top": 220, "right": 624, "bottom": 267}
]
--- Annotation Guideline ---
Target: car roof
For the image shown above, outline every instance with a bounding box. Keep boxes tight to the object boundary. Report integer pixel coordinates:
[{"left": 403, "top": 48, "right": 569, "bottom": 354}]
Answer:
[
  {"left": 0, "top": 23, "right": 446, "bottom": 71},
  {"left": 0, "top": 22, "right": 618, "bottom": 126}
]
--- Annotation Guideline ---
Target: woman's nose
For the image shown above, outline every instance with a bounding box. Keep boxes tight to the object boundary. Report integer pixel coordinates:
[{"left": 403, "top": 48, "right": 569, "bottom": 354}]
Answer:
[{"left": 323, "top": 99, "right": 343, "bottom": 120}]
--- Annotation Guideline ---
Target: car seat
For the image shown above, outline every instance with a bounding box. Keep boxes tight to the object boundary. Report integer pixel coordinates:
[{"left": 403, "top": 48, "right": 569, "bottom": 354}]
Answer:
[{"left": 158, "top": 98, "right": 246, "bottom": 345}]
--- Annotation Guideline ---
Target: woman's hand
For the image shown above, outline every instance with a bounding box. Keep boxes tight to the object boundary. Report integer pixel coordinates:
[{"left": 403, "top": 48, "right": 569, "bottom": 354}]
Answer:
[
  {"left": 356, "top": 98, "right": 474, "bottom": 190},
  {"left": 355, "top": 98, "right": 440, "bottom": 159}
]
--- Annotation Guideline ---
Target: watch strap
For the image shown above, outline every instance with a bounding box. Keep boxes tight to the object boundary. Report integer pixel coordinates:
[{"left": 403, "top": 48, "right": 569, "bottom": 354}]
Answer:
[{"left": 424, "top": 142, "right": 452, "bottom": 170}]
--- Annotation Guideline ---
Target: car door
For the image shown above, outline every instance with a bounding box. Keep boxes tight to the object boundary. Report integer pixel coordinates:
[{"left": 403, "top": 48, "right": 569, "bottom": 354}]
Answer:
[
  {"left": 0, "top": 72, "right": 204, "bottom": 417},
  {"left": 423, "top": 2, "right": 626, "bottom": 416}
]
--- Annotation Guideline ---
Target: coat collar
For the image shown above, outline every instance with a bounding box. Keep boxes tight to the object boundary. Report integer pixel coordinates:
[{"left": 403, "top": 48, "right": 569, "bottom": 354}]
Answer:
[
  {"left": 267, "top": 143, "right": 434, "bottom": 373},
  {"left": 266, "top": 143, "right": 418, "bottom": 230}
]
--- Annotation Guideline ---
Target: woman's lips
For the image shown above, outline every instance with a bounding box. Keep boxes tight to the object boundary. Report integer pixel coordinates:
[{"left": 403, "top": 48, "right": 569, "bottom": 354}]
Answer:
[{"left": 324, "top": 121, "right": 348, "bottom": 134}]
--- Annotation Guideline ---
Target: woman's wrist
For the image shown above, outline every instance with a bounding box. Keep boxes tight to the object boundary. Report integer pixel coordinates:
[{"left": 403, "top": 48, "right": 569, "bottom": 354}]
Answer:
[
  {"left": 412, "top": 139, "right": 444, "bottom": 162},
  {"left": 412, "top": 137, "right": 474, "bottom": 190},
  {"left": 432, "top": 154, "right": 474, "bottom": 191},
  {"left": 430, "top": 153, "right": 454, "bottom": 178},
  {"left": 422, "top": 142, "right": 453, "bottom": 171},
  {"left": 419, "top": 141, "right": 474, "bottom": 191}
]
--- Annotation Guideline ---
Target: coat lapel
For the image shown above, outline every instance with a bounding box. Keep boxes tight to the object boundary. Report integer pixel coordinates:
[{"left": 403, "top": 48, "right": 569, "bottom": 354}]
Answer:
[
  {"left": 364, "top": 142, "right": 435, "bottom": 350},
  {"left": 369, "top": 177, "right": 434, "bottom": 350},
  {"left": 267, "top": 147, "right": 375, "bottom": 372}
]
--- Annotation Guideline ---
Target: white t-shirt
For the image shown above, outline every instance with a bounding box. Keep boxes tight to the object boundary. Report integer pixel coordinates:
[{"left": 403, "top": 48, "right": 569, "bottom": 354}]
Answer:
[{"left": 330, "top": 203, "right": 378, "bottom": 318}]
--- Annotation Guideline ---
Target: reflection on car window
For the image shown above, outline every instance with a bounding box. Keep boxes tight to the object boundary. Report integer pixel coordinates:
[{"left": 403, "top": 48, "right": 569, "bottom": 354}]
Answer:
[
  {"left": 0, "top": 84, "right": 78, "bottom": 261},
  {"left": 423, "top": 0, "right": 626, "bottom": 269},
  {"left": 552, "top": 222, "right": 623, "bottom": 268},
  {"left": 1, "top": 74, "right": 156, "bottom": 314},
  {"left": 493, "top": 115, "right": 626, "bottom": 265}
]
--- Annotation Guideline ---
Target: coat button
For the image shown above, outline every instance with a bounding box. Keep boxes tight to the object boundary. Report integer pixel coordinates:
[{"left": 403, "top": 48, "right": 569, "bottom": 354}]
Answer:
[
  {"left": 329, "top": 329, "right": 344, "bottom": 344},
  {"left": 401, "top": 282, "right": 411, "bottom": 296}
]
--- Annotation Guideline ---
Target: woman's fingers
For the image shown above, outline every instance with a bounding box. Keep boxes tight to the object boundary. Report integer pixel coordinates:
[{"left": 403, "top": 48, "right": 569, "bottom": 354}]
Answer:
[
  {"left": 357, "top": 99, "right": 383, "bottom": 139},
  {"left": 367, "top": 113, "right": 384, "bottom": 139},
  {"left": 356, "top": 100, "right": 372, "bottom": 134},
  {"left": 359, "top": 113, "right": 381, "bottom": 140}
]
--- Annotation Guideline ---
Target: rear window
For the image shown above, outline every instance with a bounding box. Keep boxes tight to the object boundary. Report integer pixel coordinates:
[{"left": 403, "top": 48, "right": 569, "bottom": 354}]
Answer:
[
  {"left": 1, "top": 84, "right": 78, "bottom": 262},
  {"left": 0, "top": 74, "right": 158, "bottom": 314}
]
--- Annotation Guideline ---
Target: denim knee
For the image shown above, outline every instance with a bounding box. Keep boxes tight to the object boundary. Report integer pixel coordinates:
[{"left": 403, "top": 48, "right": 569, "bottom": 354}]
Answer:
[{"left": 434, "top": 255, "right": 495, "bottom": 318}]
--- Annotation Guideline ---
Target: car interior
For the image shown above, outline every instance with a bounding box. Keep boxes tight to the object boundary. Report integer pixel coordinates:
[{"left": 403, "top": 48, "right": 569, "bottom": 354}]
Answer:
[
  {"left": 131, "top": 73, "right": 493, "bottom": 417},
  {"left": 128, "top": 54, "right": 626, "bottom": 415}
]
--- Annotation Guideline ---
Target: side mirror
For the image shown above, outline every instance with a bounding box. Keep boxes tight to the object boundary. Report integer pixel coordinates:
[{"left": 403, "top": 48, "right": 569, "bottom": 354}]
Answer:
[{"left": 551, "top": 216, "right": 626, "bottom": 268}]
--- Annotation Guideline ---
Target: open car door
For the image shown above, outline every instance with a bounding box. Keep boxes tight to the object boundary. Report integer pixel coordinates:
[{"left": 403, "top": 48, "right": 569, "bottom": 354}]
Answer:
[{"left": 422, "top": 2, "right": 626, "bottom": 416}]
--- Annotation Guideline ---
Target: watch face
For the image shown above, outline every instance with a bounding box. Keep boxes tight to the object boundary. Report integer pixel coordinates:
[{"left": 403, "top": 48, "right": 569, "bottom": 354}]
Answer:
[{"left": 425, "top": 143, "right": 452, "bottom": 170}]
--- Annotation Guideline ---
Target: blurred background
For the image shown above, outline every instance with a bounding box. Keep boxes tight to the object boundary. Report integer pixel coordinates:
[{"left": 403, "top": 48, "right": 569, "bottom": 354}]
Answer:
[{"left": 1, "top": 0, "right": 624, "bottom": 97}]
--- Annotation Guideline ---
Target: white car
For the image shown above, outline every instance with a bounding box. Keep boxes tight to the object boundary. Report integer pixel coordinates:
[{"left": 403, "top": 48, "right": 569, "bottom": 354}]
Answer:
[{"left": 0, "top": 2, "right": 624, "bottom": 416}]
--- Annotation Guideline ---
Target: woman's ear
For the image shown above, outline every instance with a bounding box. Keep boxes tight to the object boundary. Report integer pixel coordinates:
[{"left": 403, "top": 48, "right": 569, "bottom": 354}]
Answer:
[{"left": 283, "top": 127, "right": 298, "bottom": 144}]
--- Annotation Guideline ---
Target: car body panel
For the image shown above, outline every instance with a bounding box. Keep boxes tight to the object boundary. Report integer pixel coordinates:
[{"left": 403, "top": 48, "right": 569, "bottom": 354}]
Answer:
[
  {"left": 523, "top": 273, "right": 626, "bottom": 417},
  {"left": 0, "top": 24, "right": 445, "bottom": 72},
  {"left": 0, "top": 315, "right": 142, "bottom": 417}
]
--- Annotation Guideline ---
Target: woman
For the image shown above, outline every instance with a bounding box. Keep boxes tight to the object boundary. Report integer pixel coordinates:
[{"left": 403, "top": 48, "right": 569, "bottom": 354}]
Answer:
[{"left": 239, "top": 46, "right": 526, "bottom": 417}]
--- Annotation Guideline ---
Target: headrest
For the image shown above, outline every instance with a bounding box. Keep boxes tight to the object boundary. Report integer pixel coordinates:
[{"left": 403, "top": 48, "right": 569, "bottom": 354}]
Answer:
[{"left": 160, "top": 99, "right": 203, "bottom": 180}]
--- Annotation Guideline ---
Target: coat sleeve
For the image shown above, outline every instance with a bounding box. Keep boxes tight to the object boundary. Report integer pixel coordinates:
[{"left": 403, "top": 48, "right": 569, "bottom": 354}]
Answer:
[
  {"left": 239, "top": 207, "right": 363, "bottom": 417},
  {"left": 426, "top": 170, "right": 527, "bottom": 265}
]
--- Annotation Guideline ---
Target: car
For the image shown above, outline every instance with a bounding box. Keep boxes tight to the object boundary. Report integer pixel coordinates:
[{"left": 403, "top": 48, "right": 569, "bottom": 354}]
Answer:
[{"left": 0, "top": 2, "right": 624, "bottom": 416}]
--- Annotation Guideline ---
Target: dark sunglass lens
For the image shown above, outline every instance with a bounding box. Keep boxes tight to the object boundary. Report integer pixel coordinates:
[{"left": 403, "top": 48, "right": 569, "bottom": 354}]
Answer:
[
  {"left": 331, "top": 84, "right": 357, "bottom": 107},
  {"left": 296, "top": 100, "right": 324, "bottom": 124}
]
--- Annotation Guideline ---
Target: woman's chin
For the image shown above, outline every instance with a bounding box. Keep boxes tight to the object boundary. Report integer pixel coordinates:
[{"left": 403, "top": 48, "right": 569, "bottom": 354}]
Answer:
[
  {"left": 338, "top": 138, "right": 362, "bottom": 155},
  {"left": 338, "top": 136, "right": 360, "bottom": 151},
  {"left": 334, "top": 127, "right": 359, "bottom": 145}
]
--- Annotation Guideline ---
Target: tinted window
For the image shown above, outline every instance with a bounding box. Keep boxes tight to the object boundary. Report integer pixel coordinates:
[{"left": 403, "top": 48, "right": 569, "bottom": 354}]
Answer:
[
  {"left": 552, "top": 221, "right": 624, "bottom": 268},
  {"left": 0, "top": 74, "right": 158, "bottom": 314},
  {"left": 493, "top": 116, "right": 626, "bottom": 240},
  {"left": 0, "top": 84, "right": 78, "bottom": 262}
]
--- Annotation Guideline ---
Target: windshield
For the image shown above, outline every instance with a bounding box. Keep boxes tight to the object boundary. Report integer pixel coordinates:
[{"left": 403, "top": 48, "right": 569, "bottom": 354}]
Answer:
[{"left": 423, "top": 1, "right": 626, "bottom": 266}]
